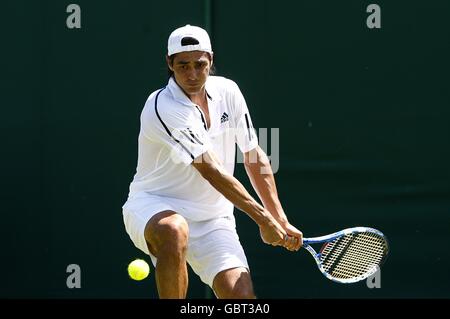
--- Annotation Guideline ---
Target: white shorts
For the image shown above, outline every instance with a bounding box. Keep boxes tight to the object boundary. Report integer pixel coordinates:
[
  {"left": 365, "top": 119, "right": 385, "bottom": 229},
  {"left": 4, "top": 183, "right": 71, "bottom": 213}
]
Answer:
[{"left": 122, "top": 193, "right": 249, "bottom": 288}]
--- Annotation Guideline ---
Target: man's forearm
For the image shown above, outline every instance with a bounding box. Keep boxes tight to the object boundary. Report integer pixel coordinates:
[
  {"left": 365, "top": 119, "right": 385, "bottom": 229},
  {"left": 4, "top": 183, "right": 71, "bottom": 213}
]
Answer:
[
  {"left": 245, "top": 147, "right": 288, "bottom": 224},
  {"left": 205, "top": 164, "right": 272, "bottom": 225},
  {"left": 193, "top": 152, "right": 274, "bottom": 226}
]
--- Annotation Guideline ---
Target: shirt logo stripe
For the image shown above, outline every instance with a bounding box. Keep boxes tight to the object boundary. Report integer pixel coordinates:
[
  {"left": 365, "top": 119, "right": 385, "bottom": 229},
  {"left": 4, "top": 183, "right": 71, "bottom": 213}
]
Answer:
[{"left": 154, "top": 88, "right": 194, "bottom": 160}]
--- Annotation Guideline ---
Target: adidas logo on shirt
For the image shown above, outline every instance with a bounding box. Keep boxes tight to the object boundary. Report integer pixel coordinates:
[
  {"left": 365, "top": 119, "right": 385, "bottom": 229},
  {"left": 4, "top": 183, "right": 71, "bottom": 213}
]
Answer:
[{"left": 220, "top": 112, "right": 229, "bottom": 124}]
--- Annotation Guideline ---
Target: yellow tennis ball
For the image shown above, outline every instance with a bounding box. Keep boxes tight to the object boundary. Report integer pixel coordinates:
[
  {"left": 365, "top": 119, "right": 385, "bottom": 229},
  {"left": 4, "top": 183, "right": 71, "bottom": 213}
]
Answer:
[{"left": 127, "top": 259, "right": 150, "bottom": 281}]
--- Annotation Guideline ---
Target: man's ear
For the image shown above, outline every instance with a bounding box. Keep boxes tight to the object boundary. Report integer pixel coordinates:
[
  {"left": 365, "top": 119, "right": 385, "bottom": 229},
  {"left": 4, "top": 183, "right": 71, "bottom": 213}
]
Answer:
[{"left": 166, "top": 55, "right": 174, "bottom": 71}]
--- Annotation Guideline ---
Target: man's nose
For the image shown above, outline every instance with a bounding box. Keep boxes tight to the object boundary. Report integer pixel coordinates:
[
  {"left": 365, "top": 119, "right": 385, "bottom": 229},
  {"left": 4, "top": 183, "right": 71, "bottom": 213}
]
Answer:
[{"left": 186, "top": 66, "right": 199, "bottom": 80}]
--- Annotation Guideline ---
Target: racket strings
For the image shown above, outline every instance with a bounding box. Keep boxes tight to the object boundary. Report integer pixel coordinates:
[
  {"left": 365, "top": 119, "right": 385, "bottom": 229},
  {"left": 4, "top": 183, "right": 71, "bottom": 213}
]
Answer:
[
  {"left": 320, "top": 233, "right": 387, "bottom": 280},
  {"left": 331, "top": 236, "right": 384, "bottom": 279},
  {"left": 329, "top": 235, "right": 384, "bottom": 278},
  {"left": 324, "top": 234, "right": 385, "bottom": 278}
]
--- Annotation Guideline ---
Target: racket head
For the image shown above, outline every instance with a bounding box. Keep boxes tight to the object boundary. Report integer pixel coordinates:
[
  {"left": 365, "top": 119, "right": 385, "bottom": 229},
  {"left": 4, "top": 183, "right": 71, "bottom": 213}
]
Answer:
[{"left": 304, "top": 227, "right": 389, "bottom": 284}]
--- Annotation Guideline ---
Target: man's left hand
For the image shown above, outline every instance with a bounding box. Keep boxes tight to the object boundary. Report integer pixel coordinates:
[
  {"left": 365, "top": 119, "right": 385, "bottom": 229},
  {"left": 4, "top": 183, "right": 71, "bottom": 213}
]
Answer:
[{"left": 280, "top": 222, "right": 303, "bottom": 252}]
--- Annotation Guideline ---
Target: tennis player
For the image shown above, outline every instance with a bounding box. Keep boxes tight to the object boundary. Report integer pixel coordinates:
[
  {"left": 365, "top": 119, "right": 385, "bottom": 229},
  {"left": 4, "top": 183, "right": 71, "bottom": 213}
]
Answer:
[{"left": 123, "top": 24, "right": 303, "bottom": 299}]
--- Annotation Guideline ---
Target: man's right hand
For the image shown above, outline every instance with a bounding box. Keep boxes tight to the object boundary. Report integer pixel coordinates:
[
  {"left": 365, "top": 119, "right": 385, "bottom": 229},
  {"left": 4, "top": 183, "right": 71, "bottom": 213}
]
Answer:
[{"left": 258, "top": 216, "right": 286, "bottom": 247}]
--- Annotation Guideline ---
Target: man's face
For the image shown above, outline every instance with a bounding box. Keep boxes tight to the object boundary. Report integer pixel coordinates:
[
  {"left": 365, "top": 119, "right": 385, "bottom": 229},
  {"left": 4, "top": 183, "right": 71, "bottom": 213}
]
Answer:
[{"left": 168, "top": 51, "right": 212, "bottom": 96}]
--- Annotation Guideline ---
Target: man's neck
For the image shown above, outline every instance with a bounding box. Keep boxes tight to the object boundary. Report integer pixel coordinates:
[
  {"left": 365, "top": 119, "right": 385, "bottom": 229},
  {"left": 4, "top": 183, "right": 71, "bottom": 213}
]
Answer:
[
  {"left": 188, "top": 89, "right": 207, "bottom": 106},
  {"left": 173, "top": 77, "right": 207, "bottom": 106}
]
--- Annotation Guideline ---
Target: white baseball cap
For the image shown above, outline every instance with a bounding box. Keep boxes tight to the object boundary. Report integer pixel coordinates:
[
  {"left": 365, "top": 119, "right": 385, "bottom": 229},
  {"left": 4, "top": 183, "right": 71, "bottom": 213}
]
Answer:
[{"left": 167, "top": 24, "right": 213, "bottom": 56}]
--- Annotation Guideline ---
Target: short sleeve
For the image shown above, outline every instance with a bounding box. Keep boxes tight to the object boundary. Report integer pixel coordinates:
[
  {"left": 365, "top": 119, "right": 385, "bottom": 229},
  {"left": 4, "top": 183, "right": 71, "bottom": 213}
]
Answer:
[
  {"left": 231, "top": 83, "right": 258, "bottom": 153},
  {"left": 142, "top": 96, "right": 211, "bottom": 165}
]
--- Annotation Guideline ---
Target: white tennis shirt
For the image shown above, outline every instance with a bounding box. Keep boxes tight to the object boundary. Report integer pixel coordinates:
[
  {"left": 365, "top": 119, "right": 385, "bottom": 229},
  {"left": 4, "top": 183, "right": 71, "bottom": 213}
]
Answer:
[{"left": 126, "top": 76, "right": 258, "bottom": 221}]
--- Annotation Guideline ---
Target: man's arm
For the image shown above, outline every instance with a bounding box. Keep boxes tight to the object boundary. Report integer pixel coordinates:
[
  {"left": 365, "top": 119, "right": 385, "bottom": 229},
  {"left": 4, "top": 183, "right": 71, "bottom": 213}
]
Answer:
[
  {"left": 244, "top": 146, "right": 302, "bottom": 251},
  {"left": 192, "top": 150, "right": 288, "bottom": 248}
]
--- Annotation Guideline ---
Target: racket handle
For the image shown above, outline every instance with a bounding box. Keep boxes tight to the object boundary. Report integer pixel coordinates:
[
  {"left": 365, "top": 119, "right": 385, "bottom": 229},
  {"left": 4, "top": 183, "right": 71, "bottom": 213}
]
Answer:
[{"left": 302, "top": 238, "right": 323, "bottom": 244}]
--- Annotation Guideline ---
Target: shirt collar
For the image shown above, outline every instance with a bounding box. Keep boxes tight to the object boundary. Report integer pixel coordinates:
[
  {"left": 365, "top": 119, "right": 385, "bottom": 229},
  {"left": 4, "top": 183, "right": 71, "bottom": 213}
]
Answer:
[
  {"left": 205, "top": 77, "right": 222, "bottom": 102},
  {"left": 168, "top": 76, "right": 221, "bottom": 106}
]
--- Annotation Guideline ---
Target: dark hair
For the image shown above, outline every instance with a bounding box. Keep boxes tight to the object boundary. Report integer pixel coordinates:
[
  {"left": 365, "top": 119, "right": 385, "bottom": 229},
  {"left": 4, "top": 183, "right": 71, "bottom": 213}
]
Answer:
[{"left": 167, "top": 52, "right": 216, "bottom": 78}]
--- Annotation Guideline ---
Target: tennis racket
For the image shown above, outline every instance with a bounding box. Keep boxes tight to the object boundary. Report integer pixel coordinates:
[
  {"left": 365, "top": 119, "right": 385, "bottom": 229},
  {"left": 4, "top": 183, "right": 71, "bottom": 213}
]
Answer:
[{"left": 302, "top": 227, "right": 389, "bottom": 283}]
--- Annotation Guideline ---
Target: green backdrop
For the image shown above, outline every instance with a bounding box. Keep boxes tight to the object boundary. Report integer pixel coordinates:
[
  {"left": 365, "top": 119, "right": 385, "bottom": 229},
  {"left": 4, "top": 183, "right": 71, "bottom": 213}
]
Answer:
[{"left": 2, "top": 0, "right": 449, "bottom": 298}]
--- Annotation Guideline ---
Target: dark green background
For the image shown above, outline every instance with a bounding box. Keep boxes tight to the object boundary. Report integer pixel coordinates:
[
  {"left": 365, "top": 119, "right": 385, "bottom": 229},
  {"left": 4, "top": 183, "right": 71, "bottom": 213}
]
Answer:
[{"left": 2, "top": 0, "right": 449, "bottom": 298}]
